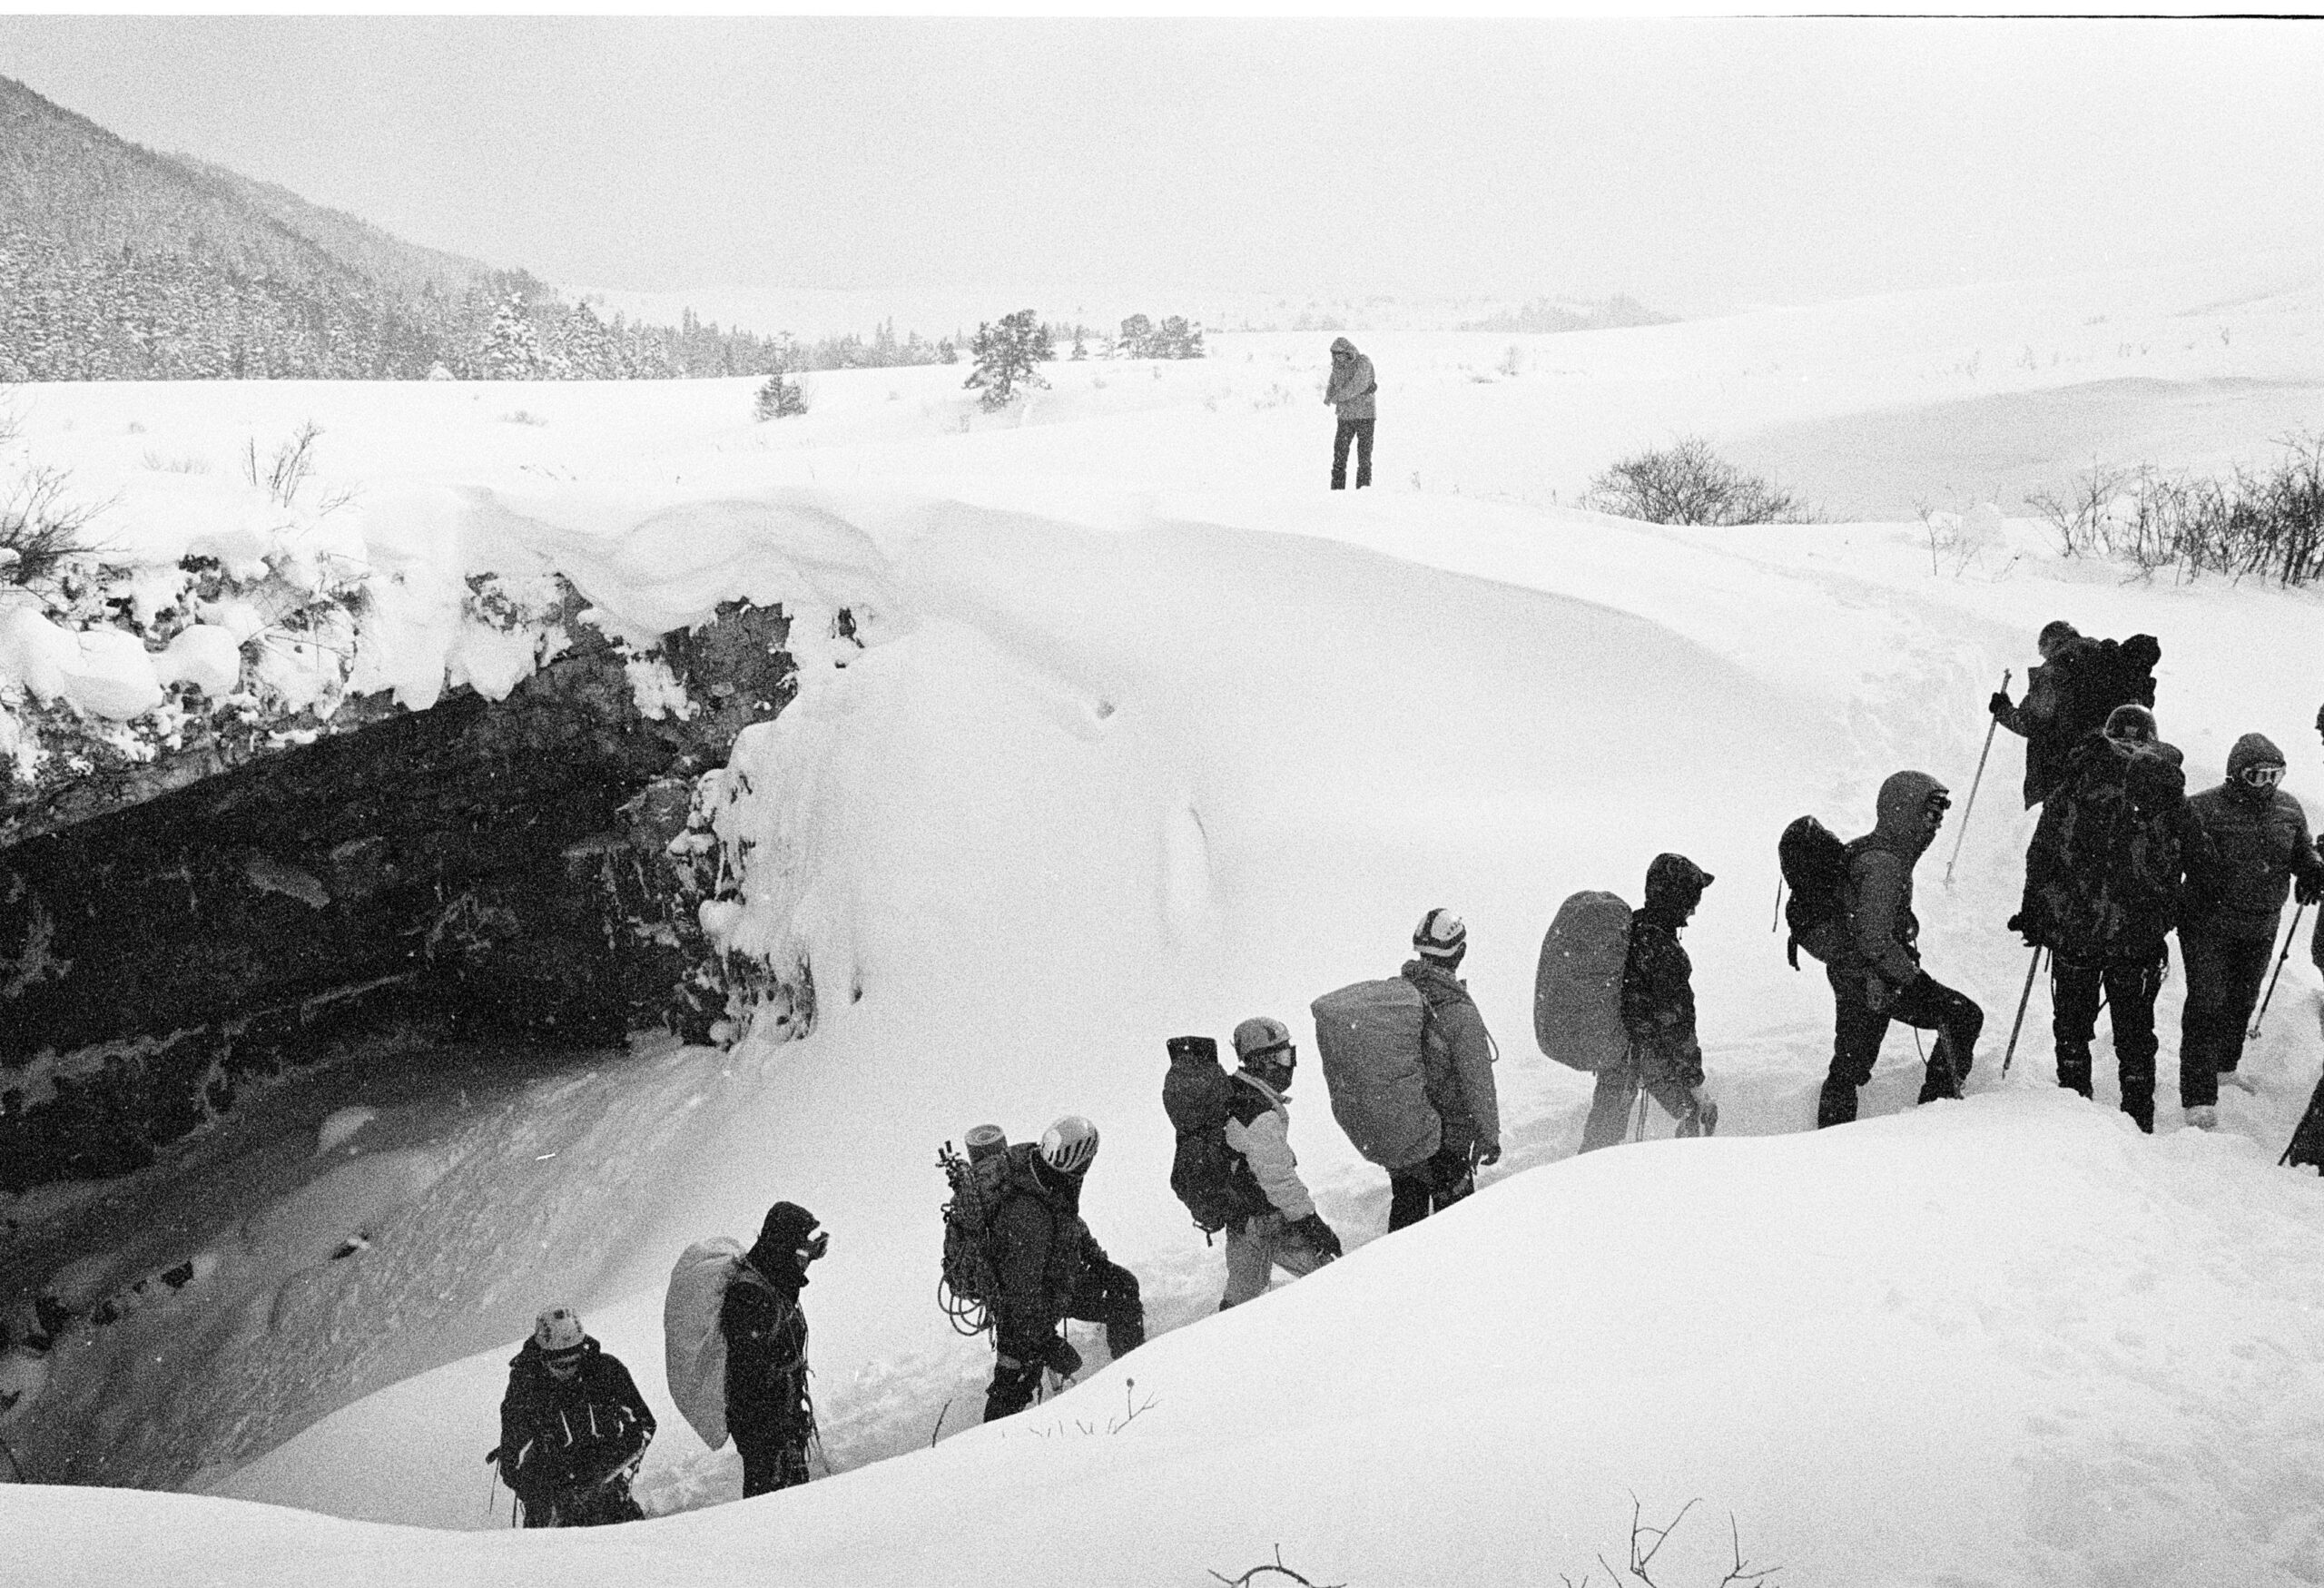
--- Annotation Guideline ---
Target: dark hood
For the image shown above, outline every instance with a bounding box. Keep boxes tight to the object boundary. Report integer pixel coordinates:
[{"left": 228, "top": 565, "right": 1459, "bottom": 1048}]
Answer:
[
  {"left": 1330, "top": 336, "right": 1359, "bottom": 357},
  {"left": 1872, "top": 770, "right": 1948, "bottom": 857},
  {"left": 744, "top": 1200, "right": 820, "bottom": 1288},
  {"left": 1642, "top": 853, "right": 1713, "bottom": 920},
  {"left": 2226, "top": 732, "right": 2286, "bottom": 792}
]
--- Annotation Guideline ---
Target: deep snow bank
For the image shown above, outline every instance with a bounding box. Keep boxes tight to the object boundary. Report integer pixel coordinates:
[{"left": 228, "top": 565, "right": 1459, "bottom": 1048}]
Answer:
[{"left": 20, "top": 1095, "right": 2324, "bottom": 1588}]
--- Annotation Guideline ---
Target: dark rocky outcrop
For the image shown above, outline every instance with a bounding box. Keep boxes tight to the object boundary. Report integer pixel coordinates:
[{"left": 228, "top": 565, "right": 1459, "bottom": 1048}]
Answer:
[{"left": 0, "top": 597, "right": 803, "bottom": 1192}]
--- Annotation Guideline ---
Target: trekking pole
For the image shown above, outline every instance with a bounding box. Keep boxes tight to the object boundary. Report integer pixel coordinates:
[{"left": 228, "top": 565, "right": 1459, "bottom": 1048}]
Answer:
[
  {"left": 2250, "top": 900, "right": 2310, "bottom": 1040},
  {"left": 1771, "top": 876, "right": 1785, "bottom": 934},
  {"left": 1945, "top": 668, "right": 2010, "bottom": 888},
  {"left": 2002, "top": 944, "right": 2045, "bottom": 1075}
]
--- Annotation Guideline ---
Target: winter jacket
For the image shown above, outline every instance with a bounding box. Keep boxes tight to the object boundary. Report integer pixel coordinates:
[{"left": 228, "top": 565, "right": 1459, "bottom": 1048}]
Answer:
[
  {"left": 1995, "top": 652, "right": 2079, "bottom": 808},
  {"left": 720, "top": 1260, "right": 812, "bottom": 1452},
  {"left": 2185, "top": 733, "right": 2324, "bottom": 942},
  {"left": 1399, "top": 959, "right": 1501, "bottom": 1159},
  {"left": 2020, "top": 734, "right": 2202, "bottom": 963},
  {"left": 1222, "top": 1070, "right": 1316, "bottom": 1223},
  {"left": 1620, "top": 861, "right": 1709, "bottom": 1094},
  {"left": 497, "top": 1336, "right": 655, "bottom": 1509},
  {"left": 1324, "top": 338, "right": 1377, "bottom": 421},
  {"left": 1846, "top": 769, "right": 1949, "bottom": 988},
  {"left": 987, "top": 1156, "right": 1110, "bottom": 1357}
]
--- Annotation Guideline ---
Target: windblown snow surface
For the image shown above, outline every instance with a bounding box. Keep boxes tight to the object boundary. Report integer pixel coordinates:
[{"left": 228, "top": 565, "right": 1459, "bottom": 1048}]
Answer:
[{"left": 6, "top": 256, "right": 2324, "bottom": 1586}]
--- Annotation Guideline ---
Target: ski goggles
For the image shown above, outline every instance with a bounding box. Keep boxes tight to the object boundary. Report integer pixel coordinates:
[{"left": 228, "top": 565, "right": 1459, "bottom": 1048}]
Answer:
[
  {"left": 2240, "top": 764, "right": 2286, "bottom": 790},
  {"left": 798, "top": 1229, "right": 831, "bottom": 1265}
]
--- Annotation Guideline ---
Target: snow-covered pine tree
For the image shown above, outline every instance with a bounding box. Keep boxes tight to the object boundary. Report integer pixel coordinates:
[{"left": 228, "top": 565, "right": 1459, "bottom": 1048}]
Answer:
[
  {"left": 963, "top": 311, "right": 1052, "bottom": 411},
  {"left": 481, "top": 293, "right": 545, "bottom": 380}
]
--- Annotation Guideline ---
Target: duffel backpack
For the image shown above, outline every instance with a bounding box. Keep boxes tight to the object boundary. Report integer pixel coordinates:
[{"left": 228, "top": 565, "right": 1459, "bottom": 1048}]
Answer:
[
  {"left": 1162, "top": 1035, "right": 1254, "bottom": 1236},
  {"left": 1533, "top": 891, "right": 1634, "bottom": 1072},
  {"left": 1310, "top": 978, "right": 1441, "bottom": 1171},
  {"left": 663, "top": 1236, "right": 743, "bottom": 1449}
]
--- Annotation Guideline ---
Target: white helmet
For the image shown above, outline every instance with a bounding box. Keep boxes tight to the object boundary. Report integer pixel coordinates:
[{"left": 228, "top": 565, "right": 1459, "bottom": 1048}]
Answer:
[
  {"left": 533, "top": 1305, "right": 585, "bottom": 1354},
  {"left": 1038, "top": 1115, "right": 1100, "bottom": 1176}
]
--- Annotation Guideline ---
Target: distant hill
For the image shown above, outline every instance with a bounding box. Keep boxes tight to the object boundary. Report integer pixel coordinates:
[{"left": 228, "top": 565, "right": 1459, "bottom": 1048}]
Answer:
[
  {"left": 1456, "top": 295, "right": 1675, "bottom": 334},
  {"left": 0, "top": 74, "right": 793, "bottom": 380}
]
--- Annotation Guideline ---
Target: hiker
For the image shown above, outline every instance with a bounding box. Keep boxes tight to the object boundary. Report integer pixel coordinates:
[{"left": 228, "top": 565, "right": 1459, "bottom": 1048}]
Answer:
[
  {"left": 495, "top": 1305, "right": 656, "bottom": 1527},
  {"left": 1324, "top": 336, "right": 1377, "bottom": 489},
  {"left": 1817, "top": 772, "right": 1984, "bottom": 1129},
  {"left": 2179, "top": 735, "right": 2323, "bottom": 1126},
  {"left": 983, "top": 1116, "right": 1145, "bottom": 1423},
  {"left": 1217, "top": 1017, "right": 1343, "bottom": 1309},
  {"left": 1391, "top": 910, "right": 1502, "bottom": 1228},
  {"left": 1989, "top": 623, "right": 2162, "bottom": 807},
  {"left": 2315, "top": 702, "right": 2324, "bottom": 977},
  {"left": 1581, "top": 855, "right": 1718, "bottom": 1152},
  {"left": 2013, "top": 705, "right": 2201, "bottom": 1134},
  {"left": 722, "top": 1201, "right": 825, "bottom": 1498}
]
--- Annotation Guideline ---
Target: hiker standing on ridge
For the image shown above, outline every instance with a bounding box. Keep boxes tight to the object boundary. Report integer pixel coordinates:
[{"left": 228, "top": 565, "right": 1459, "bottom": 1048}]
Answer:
[
  {"left": 1817, "top": 773, "right": 1984, "bottom": 1128},
  {"left": 2013, "top": 705, "right": 2202, "bottom": 1134},
  {"left": 495, "top": 1306, "right": 657, "bottom": 1527},
  {"left": 1581, "top": 855, "right": 1718, "bottom": 1152},
  {"left": 1391, "top": 911, "right": 1502, "bottom": 1228},
  {"left": 722, "top": 1201, "right": 824, "bottom": 1498},
  {"left": 2179, "top": 734, "right": 2322, "bottom": 1127},
  {"left": 982, "top": 1116, "right": 1145, "bottom": 1423},
  {"left": 1217, "top": 1017, "right": 1343, "bottom": 1309},
  {"left": 1324, "top": 336, "right": 1377, "bottom": 490}
]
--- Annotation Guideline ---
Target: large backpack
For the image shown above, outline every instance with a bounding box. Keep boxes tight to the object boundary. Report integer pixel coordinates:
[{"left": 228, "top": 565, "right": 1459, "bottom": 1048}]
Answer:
[
  {"left": 936, "top": 1133, "right": 1029, "bottom": 1336},
  {"left": 2029, "top": 739, "right": 2187, "bottom": 955},
  {"left": 1310, "top": 978, "right": 1442, "bottom": 1170},
  {"left": 664, "top": 1236, "right": 743, "bottom": 1449},
  {"left": 1162, "top": 1035, "right": 1256, "bottom": 1236},
  {"left": 1533, "top": 892, "right": 1634, "bottom": 1072},
  {"left": 2053, "top": 634, "right": 2161, "bottom": 744},
  {"left": 1777, "top": 814, "right": 1853, "bottom": 969}
]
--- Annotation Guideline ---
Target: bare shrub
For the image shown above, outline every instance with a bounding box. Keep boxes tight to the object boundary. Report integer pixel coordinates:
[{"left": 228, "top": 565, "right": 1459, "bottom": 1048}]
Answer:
[
  {"left": 2027, "top": 430, "right": 2324, "bottom": 585},
  {"left": 1561, "top": 1496, "right": 1784, "bottom": 1588},
  {"left": 1586, "top": 438, "right": 1815, "bottom": 526},
  {"left": 141, "top": 450, "right": 211, "bottom": 475},
  {"left": 0, "top": 468, "right": 101, "bottom": 589},
  {"left": 242, "top": 421, "right": 323, "bottom": 507}
]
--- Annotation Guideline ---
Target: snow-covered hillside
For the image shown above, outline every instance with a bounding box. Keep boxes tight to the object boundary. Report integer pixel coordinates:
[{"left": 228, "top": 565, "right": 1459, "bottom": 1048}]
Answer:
[{"left": 5, "top": 256, "right": 2324, "bottom": 1585}]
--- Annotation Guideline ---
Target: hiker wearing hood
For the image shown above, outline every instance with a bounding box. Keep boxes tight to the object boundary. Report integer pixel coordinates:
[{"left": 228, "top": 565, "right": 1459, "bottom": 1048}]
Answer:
[
  {"left": 2013, "top": 705, "right": 2204, "bottom": 1133},
  {"left": 495, "top": 1306, "right": 656, "bottom": 1526},
  {"left": 1990, "top": 625, "right": 2162, "bottom": 807},
  {"left": 2179, "top": 734, "right": 2324, "bottom": 1124},
  {"left": 1324, "top": 337, "right": 1377, "bottom": 489},
  {"left": 722, "top": 1201, "right": 825, "bottom": 1497},
  {"left": 1817, "top": 771, "right": 1985, "bottom": 1129},
  {"left": 1581, "top": 854, "right": 1718, "bottom": 1151}
]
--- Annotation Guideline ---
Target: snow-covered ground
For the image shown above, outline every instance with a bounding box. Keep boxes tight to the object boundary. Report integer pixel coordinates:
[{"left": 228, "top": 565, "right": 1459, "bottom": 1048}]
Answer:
[{"left": 6, "top": 253, "right": 2324, "bottom": 1585}]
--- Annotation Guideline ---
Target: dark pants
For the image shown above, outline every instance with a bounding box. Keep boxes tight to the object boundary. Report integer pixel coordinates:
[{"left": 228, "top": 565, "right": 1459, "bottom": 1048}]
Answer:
[
  {"left": 527, "top": 1477, "right": 645, "bottom": 1527},
  {"left": 1331, "top": 419, "right": 1374, "bottom": 489},
  {"left": 2051, "top": 951, "right": 2164, "bottom": 1131},
  {"left": 1818, "top": 965, "right": 1984, "bottom": 1128},
  {"left": 734, "top": 1431, "right": 809, "bottom": 1499},
  {"left": 982, "top": 1256, "right": 1145, "bottom": 1423},
  {"left": 2178, "top": 929, "right": 2272, "bottom": 1109},
  {"left": 1386, "top": 1142, "right": 1473, "bottom": 1230}
]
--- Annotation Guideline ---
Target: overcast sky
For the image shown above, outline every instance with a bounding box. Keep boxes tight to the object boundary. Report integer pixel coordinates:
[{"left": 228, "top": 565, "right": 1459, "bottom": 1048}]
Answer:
[{"left": 3, "top": 15, "right": 2319, "bottom": 318}]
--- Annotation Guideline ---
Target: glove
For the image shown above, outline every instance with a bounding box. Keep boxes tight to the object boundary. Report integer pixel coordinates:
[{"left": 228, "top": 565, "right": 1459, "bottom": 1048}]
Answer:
[
  {"left": 1290, "top": 1213, "right": 1343, "bottom": 1260},
  {"left": 1472, "top": 1142, "right": 1502, "bottom": 1169},
  {"left": 1677, "top": 1092, "right": 1718, "bottom": 1139},
  {"left": 2007, "top": 911, "right": 2043, "bottom": 949},
  {"left": 1988, "top": 691, "right": 2013, "bottom": 721},
  {"left": 1039, "top": 1334, "right": 1083, "bottom": 1379},
  {"left": 2299, "top": 874, "right": 2323, "bottom": 908}
]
